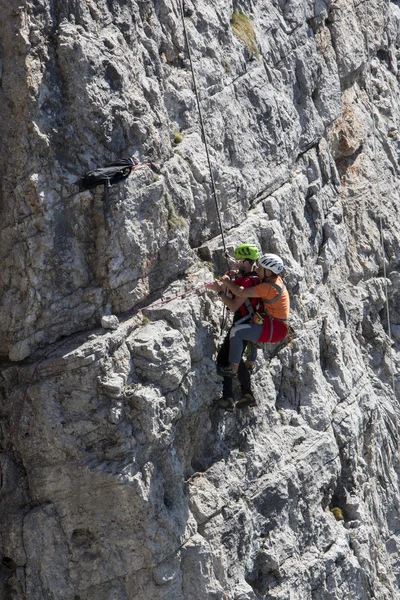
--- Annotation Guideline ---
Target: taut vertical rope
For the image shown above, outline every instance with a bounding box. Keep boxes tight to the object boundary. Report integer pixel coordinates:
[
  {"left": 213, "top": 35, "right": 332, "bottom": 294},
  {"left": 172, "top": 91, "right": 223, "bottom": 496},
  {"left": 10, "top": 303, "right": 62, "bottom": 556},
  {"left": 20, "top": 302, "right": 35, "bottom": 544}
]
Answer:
[{"left": 179, "top": 0, "right": 229, "bottom": 263}]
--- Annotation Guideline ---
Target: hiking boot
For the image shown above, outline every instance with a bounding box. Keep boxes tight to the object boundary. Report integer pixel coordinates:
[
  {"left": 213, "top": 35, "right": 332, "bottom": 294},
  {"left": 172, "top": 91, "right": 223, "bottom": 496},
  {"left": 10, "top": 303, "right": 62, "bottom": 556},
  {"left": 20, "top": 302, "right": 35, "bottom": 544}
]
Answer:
[
  {"left": 215, "top": 397, "right": 235, "bottom": 412},
  {"left": 216, "top": 364, "right": 238, "bottom": 379},
  {"left": 236, "top": 393, "right": 256, "bottom": 409}
]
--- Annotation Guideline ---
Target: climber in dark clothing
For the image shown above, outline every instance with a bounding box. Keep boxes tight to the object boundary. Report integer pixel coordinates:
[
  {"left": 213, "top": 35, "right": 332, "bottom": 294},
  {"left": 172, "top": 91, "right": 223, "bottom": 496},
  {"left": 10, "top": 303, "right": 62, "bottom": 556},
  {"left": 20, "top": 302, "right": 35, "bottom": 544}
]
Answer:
[
  {"left": 215, "top": 333, "right": 254, "bottom": 408},
  {"left": 206, "top": 243, "right": 260, "bottom": 411}
]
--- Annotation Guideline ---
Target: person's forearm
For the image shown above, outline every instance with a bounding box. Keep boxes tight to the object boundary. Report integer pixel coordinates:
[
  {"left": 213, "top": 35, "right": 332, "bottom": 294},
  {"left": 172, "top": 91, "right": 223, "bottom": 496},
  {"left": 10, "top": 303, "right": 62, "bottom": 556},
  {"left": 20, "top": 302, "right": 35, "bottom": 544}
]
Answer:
[
  {"left": 219, "top": 293, "right": 237, "bottom": 311},
  {"left": 224, "top": 280, "right": 247, "bottom": 297}
]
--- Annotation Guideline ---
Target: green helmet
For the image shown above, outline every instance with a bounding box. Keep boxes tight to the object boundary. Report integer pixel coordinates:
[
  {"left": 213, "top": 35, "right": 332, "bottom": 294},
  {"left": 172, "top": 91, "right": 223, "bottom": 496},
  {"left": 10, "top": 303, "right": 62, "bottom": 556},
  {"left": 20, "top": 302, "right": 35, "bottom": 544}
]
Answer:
[{"left": 234, "top": 243, "right": 260, "bottom": 261}]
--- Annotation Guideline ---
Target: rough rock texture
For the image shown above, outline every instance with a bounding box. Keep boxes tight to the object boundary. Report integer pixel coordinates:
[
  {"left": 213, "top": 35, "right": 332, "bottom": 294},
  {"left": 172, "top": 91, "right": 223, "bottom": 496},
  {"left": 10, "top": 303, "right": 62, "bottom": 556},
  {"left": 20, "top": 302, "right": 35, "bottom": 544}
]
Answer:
[{"left": 1, "top": 0, "right": 400, "bottom": 598}]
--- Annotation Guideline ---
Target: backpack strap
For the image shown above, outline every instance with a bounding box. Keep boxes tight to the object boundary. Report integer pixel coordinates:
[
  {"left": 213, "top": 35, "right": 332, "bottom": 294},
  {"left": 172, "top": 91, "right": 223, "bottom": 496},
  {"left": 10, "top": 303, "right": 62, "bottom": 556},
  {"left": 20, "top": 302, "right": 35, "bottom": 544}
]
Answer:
[
  {"left": 263, "top": 280, "right": 286, "bottom": 305},
  {"left": 267, "top": 315, "right": 274, "bottom": 343},
  {"left": 244, "top": 297, "right": 254, "bottom": 315},
  {"left": 235, "top": 274, "right": 259, "bottom": 320}
]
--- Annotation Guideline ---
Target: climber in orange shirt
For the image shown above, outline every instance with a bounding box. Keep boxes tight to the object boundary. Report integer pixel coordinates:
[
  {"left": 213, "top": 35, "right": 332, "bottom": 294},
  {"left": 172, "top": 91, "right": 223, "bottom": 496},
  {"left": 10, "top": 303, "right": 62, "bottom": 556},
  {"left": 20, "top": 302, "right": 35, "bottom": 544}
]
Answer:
[{"left": 213, "top": 253, "right": 290, "bottom": 394}]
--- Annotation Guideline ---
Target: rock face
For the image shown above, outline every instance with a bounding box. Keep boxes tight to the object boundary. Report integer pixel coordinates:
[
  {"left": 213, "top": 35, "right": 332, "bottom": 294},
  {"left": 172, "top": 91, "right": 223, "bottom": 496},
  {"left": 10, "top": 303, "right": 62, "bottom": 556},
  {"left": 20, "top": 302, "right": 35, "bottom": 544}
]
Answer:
[{"left": 0, "top": 0, "right": 400, "bottom": 598}]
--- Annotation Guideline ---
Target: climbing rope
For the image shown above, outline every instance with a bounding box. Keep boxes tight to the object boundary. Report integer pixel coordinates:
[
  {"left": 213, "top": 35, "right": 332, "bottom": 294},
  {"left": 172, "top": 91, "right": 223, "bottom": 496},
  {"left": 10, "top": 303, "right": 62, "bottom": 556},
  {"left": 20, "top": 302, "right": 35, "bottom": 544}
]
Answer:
[
  {"left": 179, "top": 0, "right": 234, "bottom": 332},
  {"left": 365, "top": 25, "right": 397, "bottom": 400},
  {"left": 179, "top": 0, "right": 229, "bottom": 262},
  {"left": 130, "top": 281, "right": 208, "bottom": 307}
]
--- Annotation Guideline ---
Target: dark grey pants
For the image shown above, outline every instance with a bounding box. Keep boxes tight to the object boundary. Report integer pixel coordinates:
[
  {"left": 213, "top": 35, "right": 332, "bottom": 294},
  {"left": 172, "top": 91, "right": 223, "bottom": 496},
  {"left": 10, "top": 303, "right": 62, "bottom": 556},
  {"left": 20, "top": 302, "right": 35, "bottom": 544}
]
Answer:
[{"left": 229, "top": 323, "right": 263, "bottom": 363}]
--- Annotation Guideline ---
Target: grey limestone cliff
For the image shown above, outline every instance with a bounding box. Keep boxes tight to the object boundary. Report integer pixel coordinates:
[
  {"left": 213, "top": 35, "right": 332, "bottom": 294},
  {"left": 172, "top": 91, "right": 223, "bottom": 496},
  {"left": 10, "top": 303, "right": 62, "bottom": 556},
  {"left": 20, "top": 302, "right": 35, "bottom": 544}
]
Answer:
[{"left": 1, "top": 0, "right": 400, "bottom": 598}]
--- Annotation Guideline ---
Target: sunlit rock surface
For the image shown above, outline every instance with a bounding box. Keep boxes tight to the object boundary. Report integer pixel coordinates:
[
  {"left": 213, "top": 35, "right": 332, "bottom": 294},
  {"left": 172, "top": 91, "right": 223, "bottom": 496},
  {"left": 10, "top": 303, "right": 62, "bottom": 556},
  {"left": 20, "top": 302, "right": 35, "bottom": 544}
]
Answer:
[{"left": 0, "top": 0, "right": 400, "bottom": 598}]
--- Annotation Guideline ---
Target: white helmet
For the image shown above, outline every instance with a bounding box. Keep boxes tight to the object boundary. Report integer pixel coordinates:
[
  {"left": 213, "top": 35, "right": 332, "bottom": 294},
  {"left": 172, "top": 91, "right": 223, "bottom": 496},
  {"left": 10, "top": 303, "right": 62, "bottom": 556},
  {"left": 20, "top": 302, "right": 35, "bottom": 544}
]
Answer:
[{"left": 258, "top": 253, "right": 284, "bottom": 274}]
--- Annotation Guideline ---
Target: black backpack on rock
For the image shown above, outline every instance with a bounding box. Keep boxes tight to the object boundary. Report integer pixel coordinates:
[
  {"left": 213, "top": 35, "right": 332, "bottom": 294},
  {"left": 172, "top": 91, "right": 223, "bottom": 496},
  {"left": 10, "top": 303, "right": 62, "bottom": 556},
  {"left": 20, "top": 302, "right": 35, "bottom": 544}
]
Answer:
[{"left": 76, "top": 157, "right": 139, "bottom": 191}]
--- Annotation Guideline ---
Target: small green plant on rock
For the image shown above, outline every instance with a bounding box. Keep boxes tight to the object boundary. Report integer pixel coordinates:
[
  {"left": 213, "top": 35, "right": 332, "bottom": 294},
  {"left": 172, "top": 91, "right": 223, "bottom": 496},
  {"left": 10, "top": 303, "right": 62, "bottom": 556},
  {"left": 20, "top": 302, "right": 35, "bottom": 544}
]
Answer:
[
  {"left": 169, "top": 214, "right": 187, "bottom": 229},
  {"left": 165, "top": 193, "right": 187, "bottom": 230},
  {"left": 222, "top": 58, "right": 231, "bottom": 72},
  {"left": 330, "top": 507, "right": 345, "bottom": 521},
  {"left": 230, "top": 10, "right": 259, "bottom": 58},
  {"left": 277, "top": 409, "right": 285, "bottom": 423},
  {"left": 173, "top": 131, "right": 183, "bottom": 145}
]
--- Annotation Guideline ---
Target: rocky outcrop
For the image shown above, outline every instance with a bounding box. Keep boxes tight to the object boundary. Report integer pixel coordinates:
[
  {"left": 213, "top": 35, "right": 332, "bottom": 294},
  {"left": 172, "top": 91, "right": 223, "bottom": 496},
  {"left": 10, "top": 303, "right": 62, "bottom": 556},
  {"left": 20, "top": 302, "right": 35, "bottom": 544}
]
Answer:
[{"left": 0, "top": 0, "right": 399, "bottom": 599}]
